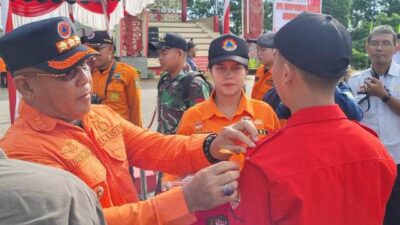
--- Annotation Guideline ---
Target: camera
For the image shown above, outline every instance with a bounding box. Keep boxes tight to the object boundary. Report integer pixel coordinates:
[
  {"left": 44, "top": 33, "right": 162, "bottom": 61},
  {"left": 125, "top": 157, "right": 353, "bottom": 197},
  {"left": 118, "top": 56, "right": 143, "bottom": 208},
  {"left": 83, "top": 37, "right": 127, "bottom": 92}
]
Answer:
[
  {"left": 357, "top": 81, "right": 369, "bottom": 95},
  {"left": 91, "top": 94, "right": 102, "bottom": 104}
]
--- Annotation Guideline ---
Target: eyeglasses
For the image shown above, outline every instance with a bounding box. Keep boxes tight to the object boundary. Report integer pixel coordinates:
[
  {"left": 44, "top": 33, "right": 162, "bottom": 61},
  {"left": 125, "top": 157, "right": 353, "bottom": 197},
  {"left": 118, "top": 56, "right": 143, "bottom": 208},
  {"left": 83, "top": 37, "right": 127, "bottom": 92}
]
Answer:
[
  {"left": 36, "top": 58, "right": 95, "bottom": 81},
  {"left": 368, "top": 40, "right": 394, "bottom": 49}
]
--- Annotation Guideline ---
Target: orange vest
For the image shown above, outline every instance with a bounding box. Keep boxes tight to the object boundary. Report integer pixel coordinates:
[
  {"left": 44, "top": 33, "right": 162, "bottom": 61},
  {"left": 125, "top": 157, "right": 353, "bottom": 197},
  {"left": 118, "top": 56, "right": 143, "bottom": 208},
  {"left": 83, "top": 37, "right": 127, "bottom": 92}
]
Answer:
[
  {"left": 177, "top": 91, "right": 280, "bottom": 136},
  {"left": 92, "top": 61, "right": 142, "bottom": 127},
  {"left": 0, "top": 100, "right": 211, "bottom": 225},
  {"left": 0, "top": 58, "right": 6, "bottom": 72},
  {"left": 166, "top": 91, "right": 280, "bottom": 224},
  {"left": 163, "top": 91, "right": 280, "bottom": 182},
  {"left": 251, "top": 65, "right": 273, "bottom": 100}
]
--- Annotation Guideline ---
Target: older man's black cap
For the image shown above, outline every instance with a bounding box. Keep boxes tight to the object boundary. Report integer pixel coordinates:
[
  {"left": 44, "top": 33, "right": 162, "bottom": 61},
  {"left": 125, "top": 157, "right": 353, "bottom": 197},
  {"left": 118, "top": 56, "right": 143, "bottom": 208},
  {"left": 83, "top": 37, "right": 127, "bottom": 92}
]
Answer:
[
  {"left": 151, "top": 33, "right": 188, "bottom": 52},
  {"left": 84, "top": 31, "right": 113, "bottom": 47},
  {"left": 0, "top": 17, "right": 97, "bottom": 75},
  {"left": 273, "top": 12, "right": 352, "bottom": 79},
  {"left": 257, "top": 31, "right": 275, "bottom": 48},
  {"left": 208, "top": 34, "right": 249, "bottom": 67}
]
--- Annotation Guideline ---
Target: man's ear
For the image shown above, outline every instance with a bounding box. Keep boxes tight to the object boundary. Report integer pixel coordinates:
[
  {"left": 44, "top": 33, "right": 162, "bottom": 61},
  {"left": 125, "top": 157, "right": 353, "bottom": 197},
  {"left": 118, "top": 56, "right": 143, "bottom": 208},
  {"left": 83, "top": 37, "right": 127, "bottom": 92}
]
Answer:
[
  {"left": 177, "top": 49, "right": 185, "bottom": 57},
  {"left": 13, "top": 75, "right": 35, "bottom": 100},
  {"left": 282, "top": 62, "right": 295, "bottom": 85},
  {"left": 365, "top": 40, "right": 369, "bottom": 53}
]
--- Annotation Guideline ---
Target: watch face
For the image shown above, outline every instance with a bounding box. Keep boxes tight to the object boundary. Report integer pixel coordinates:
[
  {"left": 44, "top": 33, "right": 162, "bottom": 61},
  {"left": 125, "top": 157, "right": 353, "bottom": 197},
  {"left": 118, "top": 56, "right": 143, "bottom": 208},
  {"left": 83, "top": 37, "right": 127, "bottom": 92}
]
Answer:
[{"left": 383, "top": 93, "right": 391, "bottom": 102}]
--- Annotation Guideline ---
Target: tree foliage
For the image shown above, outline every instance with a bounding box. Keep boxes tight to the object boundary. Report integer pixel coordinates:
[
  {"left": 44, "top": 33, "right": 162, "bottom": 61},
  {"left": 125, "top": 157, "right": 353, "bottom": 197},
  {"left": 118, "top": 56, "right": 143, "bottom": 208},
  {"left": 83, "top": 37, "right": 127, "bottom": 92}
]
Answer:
[
  {"left": 322, "top": 0, "right": 352, "bottom": 26},
  {"left": 150, "top": 0, "right": 400, "bottom": 70}
]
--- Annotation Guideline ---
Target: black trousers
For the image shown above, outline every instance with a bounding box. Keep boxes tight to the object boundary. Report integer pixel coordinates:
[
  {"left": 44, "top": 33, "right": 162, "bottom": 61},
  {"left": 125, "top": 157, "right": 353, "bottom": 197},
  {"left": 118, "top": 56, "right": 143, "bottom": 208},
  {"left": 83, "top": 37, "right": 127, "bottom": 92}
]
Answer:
[
  {"left": 384, "top": 164, "right": 400, "bottom": 225},
  {"left": 0, "top": 72, "right": 7, "bottom": 87}
]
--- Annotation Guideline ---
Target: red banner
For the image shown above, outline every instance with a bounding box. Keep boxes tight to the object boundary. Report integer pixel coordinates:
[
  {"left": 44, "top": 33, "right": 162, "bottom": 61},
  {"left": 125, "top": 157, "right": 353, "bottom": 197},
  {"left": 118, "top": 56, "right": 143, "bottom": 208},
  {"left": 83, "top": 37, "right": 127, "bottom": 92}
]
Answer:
[
  {"left": 10, "top": 1, "right": 63, "bottom": 17},
  {"left": 244, "top": 0, "right": 263, "bottom": 39},
  {"left": 77, "top": 0, "right": 119, "bottom": 15},
  {"left": 120, "top": 15, "right": 143, "bottom": 56},
  {"left": 9, "top": 0, "right": 120, "bottom": 18}
]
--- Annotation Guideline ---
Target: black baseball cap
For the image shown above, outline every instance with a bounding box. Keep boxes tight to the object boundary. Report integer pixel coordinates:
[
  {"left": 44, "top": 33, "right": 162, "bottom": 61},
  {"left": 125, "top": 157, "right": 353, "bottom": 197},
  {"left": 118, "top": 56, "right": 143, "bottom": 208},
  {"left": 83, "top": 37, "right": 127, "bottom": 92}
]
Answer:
[
  {"left": 0, "top": 17, "right": 98, "bottom": 75},
  {"left": 151, "top": 33, "right": 188, "bottom": 52},
  {"left": 208, "top": 34, "right": 249, "bottom": 67},
  {"left": 257, "top": 31, "right": 275, "bottom": 48},
  {"left": 273, "top": 12, "right": 352, "bottom": 79},
  {"left": 84, "top": 31, "right": 113, "bottom": 47},
  {"left": 187, "top": 42, "right": 195, "bottom": 49}
]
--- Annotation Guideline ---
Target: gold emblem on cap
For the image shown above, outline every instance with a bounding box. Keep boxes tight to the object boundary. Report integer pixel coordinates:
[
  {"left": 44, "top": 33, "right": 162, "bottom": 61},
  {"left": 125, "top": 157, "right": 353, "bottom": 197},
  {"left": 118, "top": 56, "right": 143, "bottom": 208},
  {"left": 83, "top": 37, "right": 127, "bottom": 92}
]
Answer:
[
  {"left": 222, "top": 38, "right": 238, "bottom": 51},
  {"left": 56, "top": 35, "right": 81, "bottom": 53}
]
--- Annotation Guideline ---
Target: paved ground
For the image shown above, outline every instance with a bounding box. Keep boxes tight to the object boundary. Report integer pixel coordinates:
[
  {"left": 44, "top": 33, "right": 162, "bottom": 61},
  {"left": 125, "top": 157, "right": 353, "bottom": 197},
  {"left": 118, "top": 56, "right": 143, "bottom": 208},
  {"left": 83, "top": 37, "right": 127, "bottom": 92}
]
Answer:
[{"left": 0, "top": 77, "right": 255, "bottom": 138}]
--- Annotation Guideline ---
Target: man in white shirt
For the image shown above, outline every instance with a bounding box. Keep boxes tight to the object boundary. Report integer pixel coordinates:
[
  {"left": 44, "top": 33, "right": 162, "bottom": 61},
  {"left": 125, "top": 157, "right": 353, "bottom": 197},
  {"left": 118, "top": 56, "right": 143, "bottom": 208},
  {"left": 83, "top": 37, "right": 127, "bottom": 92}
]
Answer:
[
  {"left": 393, "top": 33, "right": 400, "bottom": 64},
  {"left": 348, "top": 25, "right": 400, "bottom": 225}
]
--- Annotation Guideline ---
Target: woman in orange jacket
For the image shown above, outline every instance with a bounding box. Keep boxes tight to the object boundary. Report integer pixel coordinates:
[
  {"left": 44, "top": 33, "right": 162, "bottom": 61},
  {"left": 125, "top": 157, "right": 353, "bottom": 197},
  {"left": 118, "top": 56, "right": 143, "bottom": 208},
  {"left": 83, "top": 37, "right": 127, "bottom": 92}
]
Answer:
[{"left": 164, "top": 33, "right": 280, "bottom": 224}]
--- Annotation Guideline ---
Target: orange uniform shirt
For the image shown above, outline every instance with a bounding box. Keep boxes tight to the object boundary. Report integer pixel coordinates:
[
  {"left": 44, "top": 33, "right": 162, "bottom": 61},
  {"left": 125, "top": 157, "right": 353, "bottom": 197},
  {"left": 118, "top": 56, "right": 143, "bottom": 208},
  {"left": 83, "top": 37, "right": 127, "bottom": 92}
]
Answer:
[
  {"left": 251, "top": 65, "right": 273, "bottom": 100},
  {"left": 177, "top": 91, "right": 280, "bottom": 136},
  {"left": 163, "top": 89, "right": 280, "bottom": 185},
  {"left": 0, "top": 100, "right": 212, "bottom": 225},
  {"left": 92, "top": 61, "right": 142, "bottom": 127},
  {"left": 0, "top": 58, "right": 6, "bottom": 72},
  {"left": 167, "top": 91, "right": 280, "bottom": 224},
  {"left": 163, "top": 91, "right": 279, "bottom": 183}
]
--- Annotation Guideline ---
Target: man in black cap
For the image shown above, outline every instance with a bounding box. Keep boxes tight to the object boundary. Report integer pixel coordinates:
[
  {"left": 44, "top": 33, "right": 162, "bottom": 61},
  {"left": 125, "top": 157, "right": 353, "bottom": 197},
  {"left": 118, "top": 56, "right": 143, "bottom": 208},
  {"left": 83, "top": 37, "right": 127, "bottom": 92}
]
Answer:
[
  {"left": 84, "top": 31, "right": 142, "bottom": 127},
  {"left": 0, "top": 17, "right": 260, "bottom": 225},
  {"left": 251, "top": 31, "right": 275, "bottom": 101},
  {"left": 154, "top": 33, "right": 211, "bottom": 134},
  {"left": 229, "top": 12, "right": 396, "bottom": 225}
]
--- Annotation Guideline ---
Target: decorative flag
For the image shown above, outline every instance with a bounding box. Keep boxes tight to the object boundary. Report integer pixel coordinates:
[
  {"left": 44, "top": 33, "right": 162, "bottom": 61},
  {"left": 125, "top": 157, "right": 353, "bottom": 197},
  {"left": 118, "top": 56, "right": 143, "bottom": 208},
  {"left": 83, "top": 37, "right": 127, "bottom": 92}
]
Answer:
[
  {"left": 223, "top": 0, "right": 230, "bottom": 34},
  {"left": 1, "top": 0, "right": 18, "bottom": 124}
]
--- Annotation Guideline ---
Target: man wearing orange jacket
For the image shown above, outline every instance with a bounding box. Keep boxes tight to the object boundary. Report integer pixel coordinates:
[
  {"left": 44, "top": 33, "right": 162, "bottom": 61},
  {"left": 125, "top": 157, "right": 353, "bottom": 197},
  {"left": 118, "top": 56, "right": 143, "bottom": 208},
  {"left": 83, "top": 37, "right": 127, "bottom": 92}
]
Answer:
[
  {"left": 251, "top": 32, "right": 275, "bottom": 100},
  {"left": 0, "top": 17, "right": 258, "bottom": 225},
  {"left": 85, "top": 31, "right": 142, "bottom": 127},
  {"left": 0, "top": 58, "right": 7, "bottom": 88}
]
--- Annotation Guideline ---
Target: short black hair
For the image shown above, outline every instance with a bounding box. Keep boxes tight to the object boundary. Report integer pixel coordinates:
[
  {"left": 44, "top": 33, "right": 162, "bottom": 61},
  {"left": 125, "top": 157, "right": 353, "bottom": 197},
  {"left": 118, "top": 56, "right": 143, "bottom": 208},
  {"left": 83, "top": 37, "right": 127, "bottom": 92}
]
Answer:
[
  {"left": 281, "top": 53, "right": 340, "bottom": 91},
  {"left": 367, "top": 25, "right": 397, "bottom": 45},
  {"left": 188, "top": 42, "right": 195, "bottom": 49}
]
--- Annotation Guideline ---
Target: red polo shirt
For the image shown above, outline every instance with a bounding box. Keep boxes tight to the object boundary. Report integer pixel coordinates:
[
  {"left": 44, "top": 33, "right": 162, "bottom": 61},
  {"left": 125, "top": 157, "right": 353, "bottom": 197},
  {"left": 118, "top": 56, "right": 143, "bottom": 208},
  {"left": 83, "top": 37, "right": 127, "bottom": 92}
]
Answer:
[{"left": 230, "top": 105, "right": 396, "bottom": 225}]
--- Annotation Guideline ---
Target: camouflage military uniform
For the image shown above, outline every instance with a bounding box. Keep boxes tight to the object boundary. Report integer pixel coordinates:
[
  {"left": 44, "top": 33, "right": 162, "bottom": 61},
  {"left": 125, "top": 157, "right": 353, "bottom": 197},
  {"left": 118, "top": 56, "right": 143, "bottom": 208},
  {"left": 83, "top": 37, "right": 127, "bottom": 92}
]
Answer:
[{"left": 157, "top": 71, "right": 210, "bottom": 134}]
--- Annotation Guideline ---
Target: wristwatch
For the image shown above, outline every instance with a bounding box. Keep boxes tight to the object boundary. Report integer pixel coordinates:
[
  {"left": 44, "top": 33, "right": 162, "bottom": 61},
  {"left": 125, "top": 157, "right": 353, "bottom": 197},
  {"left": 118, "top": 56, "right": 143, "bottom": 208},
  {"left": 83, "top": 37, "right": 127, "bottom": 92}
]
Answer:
[{"left": 382, "top": 93, "right": 392, "bottom": 103}]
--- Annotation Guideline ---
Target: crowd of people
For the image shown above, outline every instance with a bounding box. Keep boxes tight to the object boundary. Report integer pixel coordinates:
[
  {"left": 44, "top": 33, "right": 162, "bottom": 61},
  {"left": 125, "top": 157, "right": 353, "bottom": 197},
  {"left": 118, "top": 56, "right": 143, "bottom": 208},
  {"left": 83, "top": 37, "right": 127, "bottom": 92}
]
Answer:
[{"left": 0, "top": 11, "right": 399, "bottom": 225}]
